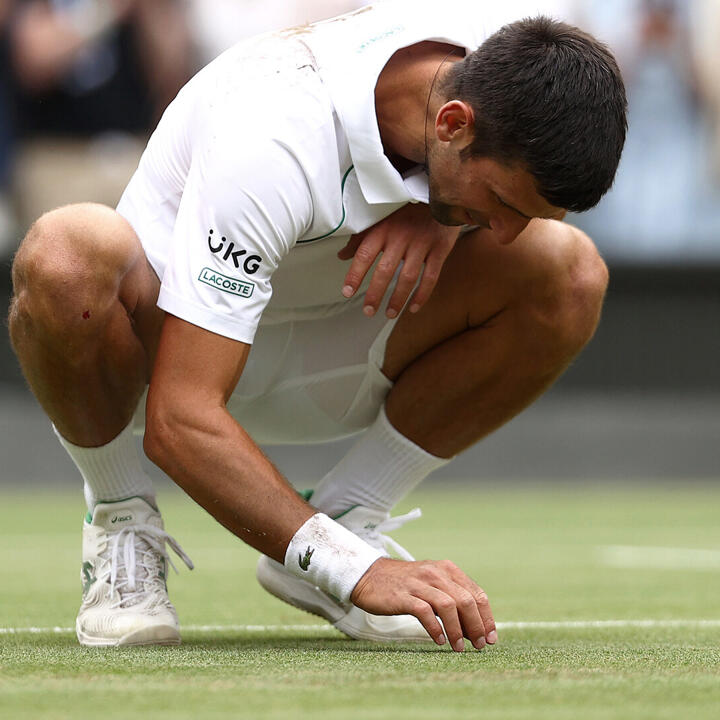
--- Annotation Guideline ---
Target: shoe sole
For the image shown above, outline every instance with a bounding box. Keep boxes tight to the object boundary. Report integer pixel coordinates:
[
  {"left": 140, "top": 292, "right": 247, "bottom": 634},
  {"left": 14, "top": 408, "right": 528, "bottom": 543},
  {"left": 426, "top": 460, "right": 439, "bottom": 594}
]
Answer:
[
  {"left": 256, "top": 556, "right": 346, "bottom": 625},
  {"left": 76, "top": 620, "right": 181, "bottom": 647},
  {"left": 256, "top": 556, "right": 432, "bottom": 643}
]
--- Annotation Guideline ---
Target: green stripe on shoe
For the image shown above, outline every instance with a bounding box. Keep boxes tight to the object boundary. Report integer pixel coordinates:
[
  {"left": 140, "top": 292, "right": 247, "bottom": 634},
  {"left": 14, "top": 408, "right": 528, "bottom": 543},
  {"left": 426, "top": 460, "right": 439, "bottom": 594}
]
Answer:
[
  {"left": 332, "top": 505, "right": 359, "bottom": 520},
  {"left": 298, "top": 489, "right": 314, "bottom": 503},
  {"left": 298, "top": 488, "right": 358, "bottom": 520}
]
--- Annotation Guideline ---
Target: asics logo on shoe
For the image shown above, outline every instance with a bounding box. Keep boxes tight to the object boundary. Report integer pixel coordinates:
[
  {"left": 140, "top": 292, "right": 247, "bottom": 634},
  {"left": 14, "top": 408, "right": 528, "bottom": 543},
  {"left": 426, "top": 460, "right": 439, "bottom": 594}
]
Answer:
[
  {"left": 298, "top": 546, "right": 315, "bottom": 571},
  {"left": 111, "top": 514, "right": 132, "bottom": 524},
  {"left": 82, "top": 561, "right": 97, "bottom": 595}
]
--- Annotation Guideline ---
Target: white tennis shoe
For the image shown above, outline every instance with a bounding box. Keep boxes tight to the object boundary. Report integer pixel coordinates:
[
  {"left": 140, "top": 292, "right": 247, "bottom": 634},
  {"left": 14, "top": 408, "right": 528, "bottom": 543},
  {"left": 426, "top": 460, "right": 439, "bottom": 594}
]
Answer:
[
  {"left": 256, "top": 505, "right": 432, "bottom": 642},
  {"left": 76, "top": 497, "right": 194, "bottom": 647}
]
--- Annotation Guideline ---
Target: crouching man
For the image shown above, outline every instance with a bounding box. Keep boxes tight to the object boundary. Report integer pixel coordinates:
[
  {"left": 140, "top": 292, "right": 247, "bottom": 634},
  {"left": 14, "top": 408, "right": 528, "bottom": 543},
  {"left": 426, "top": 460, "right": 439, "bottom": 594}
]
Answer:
[{"left": 9, "top": 2, "right": 625, "bottom": 650}]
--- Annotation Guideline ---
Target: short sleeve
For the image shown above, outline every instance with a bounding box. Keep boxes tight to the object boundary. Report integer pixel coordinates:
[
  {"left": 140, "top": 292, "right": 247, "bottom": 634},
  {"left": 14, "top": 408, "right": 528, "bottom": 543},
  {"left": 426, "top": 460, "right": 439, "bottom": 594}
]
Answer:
[{"left": 157, "top": 126, "right": 313, "bottom": 344}]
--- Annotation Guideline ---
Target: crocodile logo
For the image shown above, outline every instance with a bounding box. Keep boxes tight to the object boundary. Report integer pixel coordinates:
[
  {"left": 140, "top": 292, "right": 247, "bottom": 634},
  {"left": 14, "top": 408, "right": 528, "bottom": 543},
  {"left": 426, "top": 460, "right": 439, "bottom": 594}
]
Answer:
[
  {"left": 82, "top": 561, "right": 97, "bottom": 595},
  {"left": 298, "top": 546, "right": 315, "bottom": 571}
]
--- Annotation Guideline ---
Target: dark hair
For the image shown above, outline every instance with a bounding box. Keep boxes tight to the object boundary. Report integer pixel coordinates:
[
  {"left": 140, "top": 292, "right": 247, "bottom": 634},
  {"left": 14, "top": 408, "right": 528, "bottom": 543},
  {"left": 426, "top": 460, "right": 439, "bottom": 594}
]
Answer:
[{"left": 444, "top": 16, "right": 628, "bottom": 211}]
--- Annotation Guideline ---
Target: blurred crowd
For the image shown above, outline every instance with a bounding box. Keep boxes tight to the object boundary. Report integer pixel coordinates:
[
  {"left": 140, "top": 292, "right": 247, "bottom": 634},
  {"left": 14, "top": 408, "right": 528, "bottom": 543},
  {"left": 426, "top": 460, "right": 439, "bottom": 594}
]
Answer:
[
  {"left": 0, "top": 0, "right": 367, "bottom": 260},
  {"left": 569, "top": 0, "right": 720, "bottom": 261},
  {"left": 0, "top": 0, "right": 718, "bottom": 263}
]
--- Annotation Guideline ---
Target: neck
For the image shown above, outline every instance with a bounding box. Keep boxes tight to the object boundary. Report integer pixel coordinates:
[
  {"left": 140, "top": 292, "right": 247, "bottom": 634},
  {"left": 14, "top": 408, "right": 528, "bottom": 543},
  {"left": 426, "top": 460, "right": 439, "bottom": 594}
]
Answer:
[{"left": 375, "top": 42, "right": 463, "bottom": 166}]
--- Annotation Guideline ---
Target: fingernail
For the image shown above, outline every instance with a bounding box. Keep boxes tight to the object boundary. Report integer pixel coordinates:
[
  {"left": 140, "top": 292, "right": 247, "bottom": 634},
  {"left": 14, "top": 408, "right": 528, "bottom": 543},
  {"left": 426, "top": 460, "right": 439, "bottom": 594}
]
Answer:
[
  {"left": 472, "top": 637, "right": 486, "bottom": 650},
  {"left": 453, "top": 638, "right": 465, "bottom": 653},
  {"left": 363, "top": 305, "right": 375, "bottom": 317},
  {"left": 386, "top": 308, "right": 398, "bottom": 319},
  {"left": 487, "top": 630, "right": 498, "bottom": 644},
  {"left": 342, "top": 285, "right": 354, "bottom": 298},
  {"left": 436, "top": 634, "right": 446, "bottom": 646},
  {"left": 409, "top": 303, "right": 420, "bottom": 313}
]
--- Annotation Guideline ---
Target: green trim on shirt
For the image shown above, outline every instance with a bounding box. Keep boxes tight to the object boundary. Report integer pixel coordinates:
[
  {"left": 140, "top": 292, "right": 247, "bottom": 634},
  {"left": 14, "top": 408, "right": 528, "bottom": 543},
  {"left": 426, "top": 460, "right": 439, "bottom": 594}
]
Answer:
[{"left": 297, "top": 165, "right": 355, "bottom": 244}]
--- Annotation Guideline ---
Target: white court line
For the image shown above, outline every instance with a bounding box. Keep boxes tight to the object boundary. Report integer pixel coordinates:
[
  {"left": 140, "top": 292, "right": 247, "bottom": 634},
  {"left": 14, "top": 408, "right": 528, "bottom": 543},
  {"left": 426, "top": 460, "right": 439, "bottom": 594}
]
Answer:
[
  {"left": 3, "top": 620, "right": 720, "bottom": 635},
  {"left": 0, "top": 624, "right": 336, "bottom": 635},
  {"left": 497, "top": 620, "right": 720, "bottom": 629},
  {"left": 598, "top": 545, "right": 720, "bottom": 570}
]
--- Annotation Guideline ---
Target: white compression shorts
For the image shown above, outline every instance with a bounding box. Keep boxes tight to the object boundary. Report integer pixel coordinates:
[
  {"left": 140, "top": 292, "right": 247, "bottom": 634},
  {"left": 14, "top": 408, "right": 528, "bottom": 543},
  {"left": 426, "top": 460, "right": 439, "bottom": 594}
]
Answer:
[{"left": 132, "top": 304, "right": 395, "bottom": 445}]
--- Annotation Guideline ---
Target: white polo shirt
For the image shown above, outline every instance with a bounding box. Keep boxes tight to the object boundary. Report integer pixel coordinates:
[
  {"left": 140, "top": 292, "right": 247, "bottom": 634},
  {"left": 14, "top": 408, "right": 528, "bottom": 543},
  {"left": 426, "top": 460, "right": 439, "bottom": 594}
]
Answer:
[{"left": 117, "top": 0, "right": 566, "bottom": 344}]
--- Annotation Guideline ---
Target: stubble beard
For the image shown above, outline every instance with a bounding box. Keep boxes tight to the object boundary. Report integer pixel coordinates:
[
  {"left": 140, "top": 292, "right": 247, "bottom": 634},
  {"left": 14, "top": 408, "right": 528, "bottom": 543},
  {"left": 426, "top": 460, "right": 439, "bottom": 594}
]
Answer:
[
  {"left": 427, "top": 173, "right": 465, "bottom": 227},
  {"left": 428, "top": 200, "right": 464, "bottom": 226}
]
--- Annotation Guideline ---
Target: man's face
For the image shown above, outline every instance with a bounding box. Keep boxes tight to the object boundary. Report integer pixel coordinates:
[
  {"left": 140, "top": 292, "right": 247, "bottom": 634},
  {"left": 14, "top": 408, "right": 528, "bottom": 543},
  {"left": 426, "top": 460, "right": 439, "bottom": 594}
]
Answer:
[{"left": 427, "top": 153, "right": 566, "bottom": 244}]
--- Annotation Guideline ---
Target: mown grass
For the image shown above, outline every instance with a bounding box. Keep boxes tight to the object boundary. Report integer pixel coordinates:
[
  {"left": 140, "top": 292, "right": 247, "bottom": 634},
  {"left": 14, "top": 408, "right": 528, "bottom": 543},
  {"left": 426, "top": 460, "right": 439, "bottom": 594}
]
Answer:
[{"left": 2, "top": 483, "right": 720, "bottom": 719}]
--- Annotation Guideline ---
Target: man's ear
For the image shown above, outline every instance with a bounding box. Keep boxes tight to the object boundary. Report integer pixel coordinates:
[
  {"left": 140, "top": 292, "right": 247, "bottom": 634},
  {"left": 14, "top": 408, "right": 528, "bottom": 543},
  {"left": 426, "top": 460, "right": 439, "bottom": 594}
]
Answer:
[{"left": 435, "top": 100, "right": 475, "bottom": 143}]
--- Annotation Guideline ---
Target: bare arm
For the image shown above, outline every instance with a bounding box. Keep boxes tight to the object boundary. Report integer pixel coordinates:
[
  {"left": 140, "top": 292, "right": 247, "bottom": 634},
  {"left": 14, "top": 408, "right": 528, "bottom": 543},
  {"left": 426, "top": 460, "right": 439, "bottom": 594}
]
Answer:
[
  {"left": 145, "top": 314, "right": 497, "bottom": 651},
  {"left": 11, "top": 1, "right": 90, "bottom": 91},
  {"left": 0, "top": 0, "right": 13, "bottom": 26},
  {"left": 12, "top": 0, "right": 191, "bottom": 108},
  {"left": 130, "top": 0, "right": 193, "bottom": 118},
  {"left": 338, "top": 202, "right": 459, "bottom": 319},
  {"left": 144, "top": 315, "right": 314, "bottom": 560}
]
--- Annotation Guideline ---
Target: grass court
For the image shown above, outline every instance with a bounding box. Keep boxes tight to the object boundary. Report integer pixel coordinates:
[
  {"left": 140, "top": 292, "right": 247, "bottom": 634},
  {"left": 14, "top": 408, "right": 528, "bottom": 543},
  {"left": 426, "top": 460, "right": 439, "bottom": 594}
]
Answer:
[{"left": 2, "top": 482, "right": 720, "bottom": 719}]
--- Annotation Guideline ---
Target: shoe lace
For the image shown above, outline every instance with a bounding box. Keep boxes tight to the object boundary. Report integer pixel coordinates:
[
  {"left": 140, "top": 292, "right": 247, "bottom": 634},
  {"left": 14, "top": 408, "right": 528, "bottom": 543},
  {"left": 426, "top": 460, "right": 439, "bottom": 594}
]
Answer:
[
  {"left": 354, "top": 508, "right": 422, "bottom": 561},
  {"left": 99, "top": 524, "right": 194, "bottom": 608}
]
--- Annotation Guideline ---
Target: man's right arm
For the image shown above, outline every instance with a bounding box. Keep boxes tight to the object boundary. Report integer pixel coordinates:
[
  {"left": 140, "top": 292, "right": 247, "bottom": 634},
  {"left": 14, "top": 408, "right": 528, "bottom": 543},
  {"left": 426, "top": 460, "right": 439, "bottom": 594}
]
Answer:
[
  {"left": 144, "top": 314, "right": 496, "bottom": 651},
  {"left": 143, "top": 315, "right": 314, "bottom": 562}
]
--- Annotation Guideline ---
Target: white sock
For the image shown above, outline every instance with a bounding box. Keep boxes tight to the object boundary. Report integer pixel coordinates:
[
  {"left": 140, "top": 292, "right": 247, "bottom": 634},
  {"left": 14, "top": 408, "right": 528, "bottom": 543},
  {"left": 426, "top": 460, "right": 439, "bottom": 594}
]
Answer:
[
  {"left": 53, "top": 422, "right": 156, "bottom": 511},
  {"left": 311, "top": 405, "right": 450, "bottom": 516}
]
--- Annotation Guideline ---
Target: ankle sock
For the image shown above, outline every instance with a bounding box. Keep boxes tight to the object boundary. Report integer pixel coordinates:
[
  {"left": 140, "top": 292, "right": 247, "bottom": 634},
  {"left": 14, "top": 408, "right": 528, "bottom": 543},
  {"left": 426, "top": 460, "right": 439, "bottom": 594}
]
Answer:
[
  {"left": 53, "top": 422, "right": 156, "bottom": 511},
  {"left": 310, "top": 405, "right": 450, "bottom": 516}
]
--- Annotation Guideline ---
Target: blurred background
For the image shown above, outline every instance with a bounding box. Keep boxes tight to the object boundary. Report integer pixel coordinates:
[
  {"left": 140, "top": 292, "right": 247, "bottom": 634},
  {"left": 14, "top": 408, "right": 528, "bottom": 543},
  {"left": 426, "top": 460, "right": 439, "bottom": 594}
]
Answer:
[{"left": 0, "top": 0, "right": 718, "bottom": 491}]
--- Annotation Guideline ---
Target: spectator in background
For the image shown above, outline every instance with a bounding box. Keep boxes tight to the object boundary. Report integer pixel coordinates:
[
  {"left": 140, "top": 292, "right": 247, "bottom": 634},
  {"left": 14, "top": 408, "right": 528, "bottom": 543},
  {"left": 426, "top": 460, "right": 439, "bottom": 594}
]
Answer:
[
  {"left": 6, "top": 0, "right": 192, "bottom": 249},
  {"left": 691, "top": 0, "right": 720, "bottom": 184},
  {"left": 571, "top": 0, "right": 720, "bottom": 261}
]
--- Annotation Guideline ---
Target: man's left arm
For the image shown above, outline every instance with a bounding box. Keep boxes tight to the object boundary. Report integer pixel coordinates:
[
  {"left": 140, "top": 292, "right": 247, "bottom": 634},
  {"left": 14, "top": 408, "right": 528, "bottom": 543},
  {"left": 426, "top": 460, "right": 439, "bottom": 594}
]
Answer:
[{"left": 338, "top": 202, "right": 459, "bottom": 319}]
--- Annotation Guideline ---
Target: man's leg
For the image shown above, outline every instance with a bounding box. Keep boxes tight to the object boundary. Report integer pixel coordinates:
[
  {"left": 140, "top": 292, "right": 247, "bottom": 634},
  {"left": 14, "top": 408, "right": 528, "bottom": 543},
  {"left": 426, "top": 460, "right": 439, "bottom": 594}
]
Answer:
[
  {"left": 10, "top": 203, "right": 162, "bottom": 446},
  {"left": 259, "top": 220, "right": 607, "bottom": 642},
  {"left": 9, "top": 203, "right": 191, "bottom": 646},
  {"left": 10, "top": 202, "right": 163, "bottom": 508},
  {"left": 384, "top": 220, "right": 608, "bottom": 455},
  {"left": 311, "top": 219, "right": 608, "bottom": 513}
]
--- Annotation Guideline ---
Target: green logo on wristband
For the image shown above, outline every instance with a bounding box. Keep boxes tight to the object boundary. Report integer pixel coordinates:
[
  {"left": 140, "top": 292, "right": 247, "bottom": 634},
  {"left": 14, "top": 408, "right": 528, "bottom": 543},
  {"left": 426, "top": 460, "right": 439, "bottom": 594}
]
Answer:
[{"left": 299, "top": 546, "right": 315, "bottom": 571}]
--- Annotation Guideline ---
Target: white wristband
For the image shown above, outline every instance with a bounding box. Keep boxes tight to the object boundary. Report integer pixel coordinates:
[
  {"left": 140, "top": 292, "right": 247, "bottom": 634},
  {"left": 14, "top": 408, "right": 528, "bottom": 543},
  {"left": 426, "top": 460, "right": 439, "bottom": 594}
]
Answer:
[{"left": 285, "top": 513, "right": 384, "bottom": 604}]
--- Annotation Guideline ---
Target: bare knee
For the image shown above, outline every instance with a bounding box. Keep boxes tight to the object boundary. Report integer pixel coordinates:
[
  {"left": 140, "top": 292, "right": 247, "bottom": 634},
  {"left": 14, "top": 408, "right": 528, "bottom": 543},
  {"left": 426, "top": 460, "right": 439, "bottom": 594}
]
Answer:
[
  {"left": 9, "top": 203, "right": 140, "bottom": 355},
  {"left": 522, "top": 223, "right": 608, "bottom": 369},
  {"left": 563, "top": 227, "right": 608, "bottom": 344}
]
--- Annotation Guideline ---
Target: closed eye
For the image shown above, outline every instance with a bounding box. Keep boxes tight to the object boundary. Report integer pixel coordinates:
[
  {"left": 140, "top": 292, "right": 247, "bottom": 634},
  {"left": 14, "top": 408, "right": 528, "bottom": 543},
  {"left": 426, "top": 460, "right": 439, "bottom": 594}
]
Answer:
[{"left": 494, "top": 192, "right": 534, "bottom": 220}]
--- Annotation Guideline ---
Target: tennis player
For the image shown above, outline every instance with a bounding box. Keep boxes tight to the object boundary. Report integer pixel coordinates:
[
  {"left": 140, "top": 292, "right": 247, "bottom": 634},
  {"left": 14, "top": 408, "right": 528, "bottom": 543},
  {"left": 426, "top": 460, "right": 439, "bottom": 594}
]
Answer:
[{"left": 9, "top": 1, "right": 626, "bottom": 650}]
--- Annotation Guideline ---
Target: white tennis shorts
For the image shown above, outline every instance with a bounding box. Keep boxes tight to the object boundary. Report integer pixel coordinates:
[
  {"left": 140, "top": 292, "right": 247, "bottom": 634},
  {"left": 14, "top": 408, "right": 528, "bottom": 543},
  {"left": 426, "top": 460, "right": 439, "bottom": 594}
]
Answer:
[{"left": 133, "top": 304, "right": 395, "bottom": 445}]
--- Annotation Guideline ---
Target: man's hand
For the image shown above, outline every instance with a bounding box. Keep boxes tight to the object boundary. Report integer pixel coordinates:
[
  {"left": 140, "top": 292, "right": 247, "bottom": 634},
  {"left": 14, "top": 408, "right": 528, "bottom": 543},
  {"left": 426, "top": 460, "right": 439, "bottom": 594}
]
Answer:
[
  {"left": 338, "top": 203, "right": 459, "bottom": 319},
  {"left": 350, "top": 557, "right": 497, "bottom": 652}
]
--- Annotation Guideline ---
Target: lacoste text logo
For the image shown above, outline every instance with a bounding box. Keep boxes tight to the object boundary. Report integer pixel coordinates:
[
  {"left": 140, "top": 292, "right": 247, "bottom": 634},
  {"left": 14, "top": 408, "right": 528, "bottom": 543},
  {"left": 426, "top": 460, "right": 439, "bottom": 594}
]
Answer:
[
  {"left": 111, "top": 515, "right": 132, "bottom": 524},
  {"left": 198, "top": 267, "right": 255, "bottom": 298},
  {"left": 208, "top": 229, "right": 262, "bottom": 274},
  {"left": 298, "top": 546, "right": 315, "bottom": 571}
]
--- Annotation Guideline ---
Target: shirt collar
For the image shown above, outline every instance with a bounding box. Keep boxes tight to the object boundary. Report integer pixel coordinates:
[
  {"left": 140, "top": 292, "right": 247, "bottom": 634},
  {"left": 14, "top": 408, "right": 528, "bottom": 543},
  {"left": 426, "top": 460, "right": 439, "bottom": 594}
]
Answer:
[{"left": 303, "top": 2, "right": 479, "bottom": 205}]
